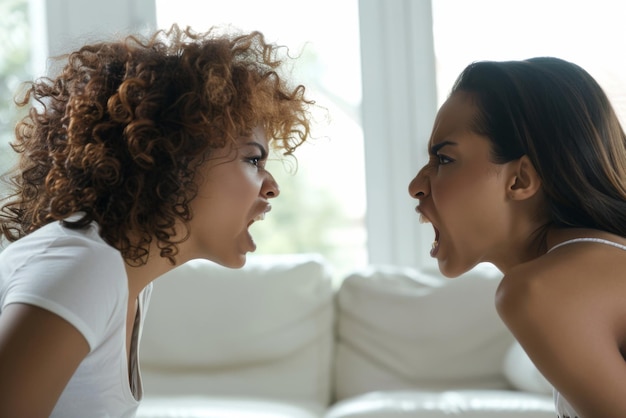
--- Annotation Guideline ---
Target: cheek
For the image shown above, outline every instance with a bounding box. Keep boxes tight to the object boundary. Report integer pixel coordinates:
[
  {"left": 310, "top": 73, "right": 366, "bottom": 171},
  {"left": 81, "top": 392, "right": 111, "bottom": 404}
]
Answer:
[
  {"left": 195, "top": 174, "right": 261, "bottom": 224},
  {"left": 187, "top": 196, "right": 219, "bottom": 232},
  {"left": 433, "top": 175, "right": 475, "bottom": 209},
  {"left": 434, "top": 174, "right": 504, "bottom": 225}
]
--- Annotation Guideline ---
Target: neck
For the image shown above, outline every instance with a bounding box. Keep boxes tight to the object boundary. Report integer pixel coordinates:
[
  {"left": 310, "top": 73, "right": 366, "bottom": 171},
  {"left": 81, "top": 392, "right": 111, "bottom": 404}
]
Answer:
[
  {"left": 488, "top": 195, "right": 552, "bottom": 274},
  {"left": 491, "top": 222, "right": 550, "bottom": 275},
  {"left": 124, "top": 251, "right": 181, "bottom": 302}
]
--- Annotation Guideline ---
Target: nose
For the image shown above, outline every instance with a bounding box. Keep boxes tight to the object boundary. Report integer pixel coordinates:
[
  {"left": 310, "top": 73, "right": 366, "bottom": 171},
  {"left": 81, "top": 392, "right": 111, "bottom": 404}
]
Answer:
[
  {"left": 262, "top": 171, "right": 280, "bottom": 199},
  {"left": 408, "top": 166, "right": 429, "bottom": 200}
]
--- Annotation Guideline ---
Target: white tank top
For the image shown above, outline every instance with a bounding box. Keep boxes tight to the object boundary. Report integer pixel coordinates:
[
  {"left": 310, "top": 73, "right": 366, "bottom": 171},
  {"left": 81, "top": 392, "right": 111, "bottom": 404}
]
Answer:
[
  {"left": 548, "top": 237, "right": 626, "bottom": 418},
  {"left": 548, "top": 237, "right": 626, "bottom": 253}
]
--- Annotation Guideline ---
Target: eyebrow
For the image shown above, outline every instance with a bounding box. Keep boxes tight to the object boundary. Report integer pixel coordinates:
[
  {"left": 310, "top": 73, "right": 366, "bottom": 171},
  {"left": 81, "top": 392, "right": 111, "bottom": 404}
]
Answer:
[
  {"left": 429, "top": 140, "right": 457, "bottom": 155},
  {"left": 246, "top": 141, "right": 268, "bottom": 158}
]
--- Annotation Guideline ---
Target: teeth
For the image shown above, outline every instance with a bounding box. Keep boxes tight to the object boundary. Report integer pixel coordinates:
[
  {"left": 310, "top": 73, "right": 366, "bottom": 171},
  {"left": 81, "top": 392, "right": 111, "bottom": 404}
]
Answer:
[
  {"left": 431, "top": 241, "right": 438, "bottom": 250},
  {"left": 253, "top": 213, "right": 265, "bottom": 222},
  {"left": 419, "top": 214, "right": 430, "bottom": 224}
]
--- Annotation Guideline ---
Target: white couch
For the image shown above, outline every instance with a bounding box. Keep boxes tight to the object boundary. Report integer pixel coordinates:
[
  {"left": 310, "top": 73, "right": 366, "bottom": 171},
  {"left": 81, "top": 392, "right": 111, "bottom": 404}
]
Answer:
[{"left": 137, "top": 254, "right": 556, "bottom": 418}]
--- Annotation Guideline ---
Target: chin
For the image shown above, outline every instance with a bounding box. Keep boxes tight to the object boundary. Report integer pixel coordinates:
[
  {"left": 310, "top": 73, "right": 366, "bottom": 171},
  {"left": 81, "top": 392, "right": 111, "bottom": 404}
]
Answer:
[
  {"left": 197, "top": 251, "right": 247, "bottom": 269},
  {"left": 438, "top": 259, "right": 471, "bottom": 279},
  {"left": 218, "top": 254, "right": 247, "bottom": 269}
]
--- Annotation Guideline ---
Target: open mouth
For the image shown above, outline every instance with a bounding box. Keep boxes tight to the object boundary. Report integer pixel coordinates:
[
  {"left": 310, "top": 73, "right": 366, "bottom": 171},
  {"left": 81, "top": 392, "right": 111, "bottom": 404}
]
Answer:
[
  {"left": 245, "top": 205, "right": 272, "bottom": 252},
  {"left": 431, "top": 227, "right": 440, "bottom": 257},
  {"left": 417, "top": 208, "right": 440, "bottom": 257},
  {"left": 248, "top": 204, "right": 272, "bottom": 227}
]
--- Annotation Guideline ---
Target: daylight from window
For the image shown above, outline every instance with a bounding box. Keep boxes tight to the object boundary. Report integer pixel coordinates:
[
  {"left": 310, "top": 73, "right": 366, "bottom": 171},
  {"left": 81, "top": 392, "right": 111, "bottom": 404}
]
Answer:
[
  {"left": 432, "top": 0, "right": 626, "bottom": 122},
  {"left": 4, "top": 0, "right": 626, "bottom": 274},
  {"left": 156, "top": 0, "right": 367, "bottom": 280},
  {"left": 0, "top": 0, "right": 30, "bottom": 249},
  {"left": 0, "top": 0, "right": 30, "bottom": 184}
]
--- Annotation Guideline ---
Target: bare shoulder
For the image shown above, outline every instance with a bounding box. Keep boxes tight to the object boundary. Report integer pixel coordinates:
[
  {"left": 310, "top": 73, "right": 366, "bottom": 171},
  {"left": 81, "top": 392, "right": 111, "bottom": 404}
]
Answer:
[
  {"left": 496, "top": 241, "right": 626, "bottom": 337},
  {"left": 495, "top": 241, "right": 626, "bottom": 416}
]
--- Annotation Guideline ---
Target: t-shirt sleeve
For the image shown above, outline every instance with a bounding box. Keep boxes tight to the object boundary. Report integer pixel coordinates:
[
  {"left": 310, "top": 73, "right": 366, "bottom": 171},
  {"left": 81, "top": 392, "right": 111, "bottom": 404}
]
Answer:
[{"left": 1, "top": 234, "right": 127, "bottom": 351}]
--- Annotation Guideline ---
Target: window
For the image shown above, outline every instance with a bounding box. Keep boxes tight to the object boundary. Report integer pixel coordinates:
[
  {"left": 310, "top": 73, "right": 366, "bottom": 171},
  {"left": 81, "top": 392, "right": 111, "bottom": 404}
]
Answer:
[
  {"left": 431, "top": 0, "right": 626, "bottom": 120},
  {"left": 8, "top": 0, "right": 625, "bottom": 273},
  {"left": 0, "top": 0, "right": 32, "bottom": 250},
  {"left": 416, "top": 0, "right": 626, "bottom": 271},
  {"left": 358, "top": 0, "right": 626, "bottom": 271},
  {"left": 156, "top": 0, "right": 368, "bottom": 280},
  {"left": 0, "top": 0, "right": 31, "bottom": 189}
]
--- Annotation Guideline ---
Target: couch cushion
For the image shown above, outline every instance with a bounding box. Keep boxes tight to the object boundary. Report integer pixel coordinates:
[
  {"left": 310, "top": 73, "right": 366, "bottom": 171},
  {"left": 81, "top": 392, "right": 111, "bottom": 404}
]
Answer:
[
  {"left": 140, "top": 253, "right": 335, "bottom": 408},
  {"left": 324, "top": 390, "right": 556, "bottom": 418},
  {"left": 137, "top": 396, "right": 323, "bottom": 418},
  {"left": 334, "top": 263, "right": 515, "bottom": 401},
  {"left": 502, "top": 341, "right": 553, "bottom": 396}
]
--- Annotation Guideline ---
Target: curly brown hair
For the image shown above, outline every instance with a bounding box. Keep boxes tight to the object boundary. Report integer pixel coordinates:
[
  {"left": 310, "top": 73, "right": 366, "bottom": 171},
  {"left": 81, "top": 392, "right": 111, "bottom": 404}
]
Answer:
[{"left": 0, "top": 25, "right": 313, "bottom": 265}]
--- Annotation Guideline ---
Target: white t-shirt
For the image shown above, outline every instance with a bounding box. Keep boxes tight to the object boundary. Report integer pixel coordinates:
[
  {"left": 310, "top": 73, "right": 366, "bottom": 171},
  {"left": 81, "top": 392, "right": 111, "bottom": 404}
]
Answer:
[{"left": 0, "top": 219, "right": 152, "bottom": 418}]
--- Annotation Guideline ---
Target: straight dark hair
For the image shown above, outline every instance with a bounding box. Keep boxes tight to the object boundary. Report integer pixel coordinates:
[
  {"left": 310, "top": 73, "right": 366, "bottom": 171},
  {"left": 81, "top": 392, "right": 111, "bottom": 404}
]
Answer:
[{"left": 451, "top": 57, "right": 626, "bottom": 236}]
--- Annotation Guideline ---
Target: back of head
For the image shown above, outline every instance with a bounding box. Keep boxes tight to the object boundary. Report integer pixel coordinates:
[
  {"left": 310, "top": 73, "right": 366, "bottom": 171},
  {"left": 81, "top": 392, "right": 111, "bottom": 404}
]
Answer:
[{"left": 451, "top": 56, "right": 626, "bottom": 236}]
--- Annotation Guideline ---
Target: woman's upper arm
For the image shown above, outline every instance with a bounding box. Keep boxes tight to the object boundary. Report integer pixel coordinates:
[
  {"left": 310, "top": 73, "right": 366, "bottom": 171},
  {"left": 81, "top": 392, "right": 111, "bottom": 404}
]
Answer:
[
  {"left": 0, "top": 303, "right": 90, "bottom": 418},
  {"left": 497, "top": 268, "right": 626, "bottom": 418}
]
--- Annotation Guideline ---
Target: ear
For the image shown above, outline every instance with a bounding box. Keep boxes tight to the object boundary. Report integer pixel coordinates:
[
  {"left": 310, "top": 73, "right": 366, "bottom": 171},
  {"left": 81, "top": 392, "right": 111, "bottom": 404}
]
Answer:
[{"left": 507, "top": 155, "right": 542, "bottom": 200}]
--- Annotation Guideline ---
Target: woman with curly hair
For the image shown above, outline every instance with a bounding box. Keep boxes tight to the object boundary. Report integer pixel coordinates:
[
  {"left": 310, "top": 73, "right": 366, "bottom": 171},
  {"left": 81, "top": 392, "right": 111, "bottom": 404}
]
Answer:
[{"left": 0, "top": 25, "right": 312, "bottom": 417}]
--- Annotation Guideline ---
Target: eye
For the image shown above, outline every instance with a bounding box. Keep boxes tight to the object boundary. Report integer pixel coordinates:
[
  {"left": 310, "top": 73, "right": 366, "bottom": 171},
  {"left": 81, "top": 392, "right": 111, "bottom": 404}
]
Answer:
[
  {"left": 246, "top": 156, "right": 265, "bottom": 168},
  {"left": 437, "top": 154, "right": 454, "bottom": 165}
]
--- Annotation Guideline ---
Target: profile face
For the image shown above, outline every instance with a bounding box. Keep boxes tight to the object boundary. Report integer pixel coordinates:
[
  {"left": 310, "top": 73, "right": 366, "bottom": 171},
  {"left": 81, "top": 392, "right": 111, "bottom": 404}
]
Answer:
[
  {"left": 408, "top": 92, "right": 515, "bottom": 277},
  {"left": 181, "top": 126, "right": 279, "bottom": 268}
]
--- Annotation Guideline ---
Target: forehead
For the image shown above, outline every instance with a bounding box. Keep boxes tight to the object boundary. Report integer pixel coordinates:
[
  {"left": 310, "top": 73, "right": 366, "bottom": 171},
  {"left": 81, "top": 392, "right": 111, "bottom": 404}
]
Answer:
[
  {"left": 429, "top": 92, "right": 478, "bottom": 146},
  {"left": 238, "top": 125, "right": 269, "bottom": 146}
]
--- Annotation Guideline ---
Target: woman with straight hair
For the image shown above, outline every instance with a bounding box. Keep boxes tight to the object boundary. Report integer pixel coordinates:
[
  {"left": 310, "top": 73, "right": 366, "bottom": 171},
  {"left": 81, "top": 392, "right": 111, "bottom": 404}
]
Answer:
[{"left": 409, "top": 57, "right": 626, "bottom": 417}]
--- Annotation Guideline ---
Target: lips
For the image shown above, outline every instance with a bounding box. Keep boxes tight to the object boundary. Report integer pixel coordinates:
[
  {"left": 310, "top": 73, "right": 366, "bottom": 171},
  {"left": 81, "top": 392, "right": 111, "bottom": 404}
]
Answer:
[{"left": 248, "top": 204, "right": 272, "bottom": 226}]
